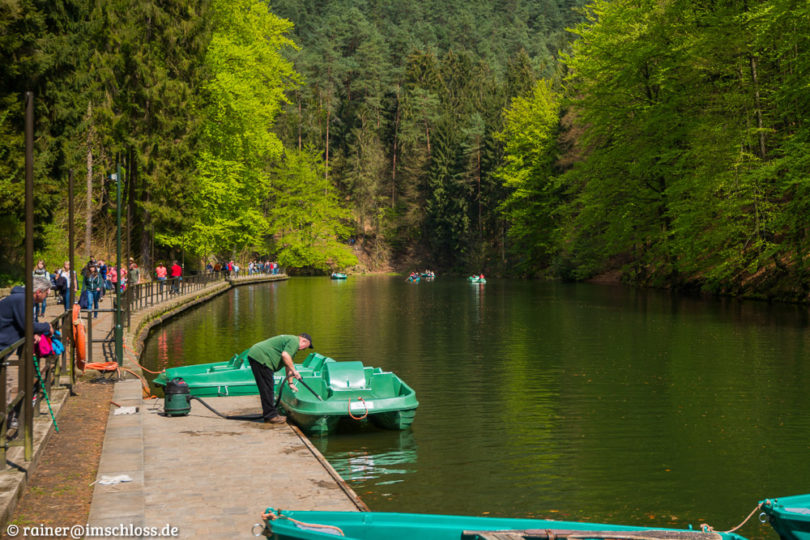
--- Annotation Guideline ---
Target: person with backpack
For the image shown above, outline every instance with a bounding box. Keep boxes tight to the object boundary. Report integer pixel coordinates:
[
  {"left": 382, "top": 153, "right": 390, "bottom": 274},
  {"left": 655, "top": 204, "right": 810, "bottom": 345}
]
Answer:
[
  {"left": 32, "top": 260, "right": 50, "bottom": 322},
  {"left": 82, "top": 264, "right": 103, "bottom": 318}
]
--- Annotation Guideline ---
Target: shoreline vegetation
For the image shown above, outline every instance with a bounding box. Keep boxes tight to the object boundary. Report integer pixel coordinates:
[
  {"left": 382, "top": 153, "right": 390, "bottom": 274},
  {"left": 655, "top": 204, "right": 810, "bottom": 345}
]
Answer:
[{"left": 3, "top": 1, "right": 810, "bottom": 304}]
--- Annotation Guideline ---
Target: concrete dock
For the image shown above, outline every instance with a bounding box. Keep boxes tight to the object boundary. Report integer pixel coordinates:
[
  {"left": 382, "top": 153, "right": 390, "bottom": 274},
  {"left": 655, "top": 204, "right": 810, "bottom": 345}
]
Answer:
[{"left": 88, "top": 385, "right": 364, "bottom": 538}]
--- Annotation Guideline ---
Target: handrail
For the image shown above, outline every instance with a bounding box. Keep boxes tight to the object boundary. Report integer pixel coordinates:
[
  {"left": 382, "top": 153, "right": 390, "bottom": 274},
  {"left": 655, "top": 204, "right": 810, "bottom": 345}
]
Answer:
[
  {"left": 0, "top": 269, "right": 284, "bottom": 471},
  {"left": 0, "top": 309, "right": 70, "bottom": 469}
]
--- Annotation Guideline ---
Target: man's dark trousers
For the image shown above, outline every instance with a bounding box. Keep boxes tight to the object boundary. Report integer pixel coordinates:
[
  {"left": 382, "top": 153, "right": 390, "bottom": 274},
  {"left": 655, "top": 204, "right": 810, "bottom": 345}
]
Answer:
[{"left": 248, "top": 357, "right": 279, "bottom": 420}]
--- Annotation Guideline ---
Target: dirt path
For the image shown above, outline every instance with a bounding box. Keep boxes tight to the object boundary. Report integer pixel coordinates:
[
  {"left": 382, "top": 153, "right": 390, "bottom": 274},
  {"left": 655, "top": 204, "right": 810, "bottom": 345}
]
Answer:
[{"left": 3, "top": 376, "right": 113, "bottom": 538}]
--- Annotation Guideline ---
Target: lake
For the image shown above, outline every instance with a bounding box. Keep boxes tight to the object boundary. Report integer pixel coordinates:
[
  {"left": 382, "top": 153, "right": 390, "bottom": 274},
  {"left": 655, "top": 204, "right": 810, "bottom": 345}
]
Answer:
[{"left": 142, "top": 276, "right": 810, "bottom": 538}]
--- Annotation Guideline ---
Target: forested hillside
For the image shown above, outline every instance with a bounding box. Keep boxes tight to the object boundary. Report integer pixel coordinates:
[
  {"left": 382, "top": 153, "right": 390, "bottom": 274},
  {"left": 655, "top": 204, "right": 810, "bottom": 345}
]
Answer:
[
  {"left": 501, "top": 0, "right": 810, "bottom": 299},
  {"left": 268, "top": 0, "right": 586, "bottom": 270},
  {"left": 3, "top": 0, "right": 810, "bottom": 300}
]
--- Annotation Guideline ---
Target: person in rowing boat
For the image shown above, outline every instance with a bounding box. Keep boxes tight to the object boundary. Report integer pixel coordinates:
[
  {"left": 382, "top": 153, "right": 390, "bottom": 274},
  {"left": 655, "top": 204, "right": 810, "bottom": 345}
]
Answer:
[{"left": 246, "top": 333, "right": 313, "bottom": 424}]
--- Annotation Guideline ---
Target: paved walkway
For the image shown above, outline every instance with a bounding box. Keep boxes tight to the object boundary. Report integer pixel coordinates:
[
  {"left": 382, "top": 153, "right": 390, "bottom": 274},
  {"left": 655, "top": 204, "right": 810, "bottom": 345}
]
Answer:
[{"left": 85, "top": 275, "right": 365, "bottom": 538}]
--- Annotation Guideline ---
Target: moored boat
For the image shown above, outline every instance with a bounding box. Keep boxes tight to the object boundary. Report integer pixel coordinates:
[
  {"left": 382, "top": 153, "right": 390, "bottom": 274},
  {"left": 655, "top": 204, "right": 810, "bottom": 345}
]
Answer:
[
  {"left": 153, "top": 350, "right": 333, "bottom": 397},
  {"left": 278, "top": 360, "right": 418, "bottom": 435},
  {"left": 331, "top": 272, "right": 348, "bottom": 280},
  {"left": 258, "top": 508, "right": 749, "bottom": 540},
  {"left": 761, "top": 494, "right": 810, "bottom": 540}
]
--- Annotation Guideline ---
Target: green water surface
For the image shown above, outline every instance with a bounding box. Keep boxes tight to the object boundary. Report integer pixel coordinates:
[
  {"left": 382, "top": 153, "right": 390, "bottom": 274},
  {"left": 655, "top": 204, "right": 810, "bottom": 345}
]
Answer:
[{"left": 142, "top": 276, "right": 810, "bottom": 538}]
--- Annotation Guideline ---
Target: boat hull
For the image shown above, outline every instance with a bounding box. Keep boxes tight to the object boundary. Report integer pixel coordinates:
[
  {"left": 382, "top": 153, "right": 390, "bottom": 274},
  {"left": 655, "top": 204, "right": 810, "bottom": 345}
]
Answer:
[
  {"left": 279, "top": 361, "right": 418, "bottom": 435},
  {"left": 762, "top": 494, "right": 810, "bottom": 540},
  {"left": 261, "top": 509, "right": 748, "bottom": 540}
]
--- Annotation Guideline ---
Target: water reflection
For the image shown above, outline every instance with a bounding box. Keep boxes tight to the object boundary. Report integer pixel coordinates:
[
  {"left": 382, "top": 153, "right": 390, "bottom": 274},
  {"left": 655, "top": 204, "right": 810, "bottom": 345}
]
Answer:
[{"left": 314, "top": 430, "right": 418, "bottom": 485}]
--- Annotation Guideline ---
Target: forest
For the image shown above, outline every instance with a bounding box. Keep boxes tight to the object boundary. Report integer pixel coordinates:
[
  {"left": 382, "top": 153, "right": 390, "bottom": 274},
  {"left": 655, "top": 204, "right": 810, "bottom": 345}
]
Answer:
[{"left": 2, "top": 0, "right": 810, "bottom": 300}]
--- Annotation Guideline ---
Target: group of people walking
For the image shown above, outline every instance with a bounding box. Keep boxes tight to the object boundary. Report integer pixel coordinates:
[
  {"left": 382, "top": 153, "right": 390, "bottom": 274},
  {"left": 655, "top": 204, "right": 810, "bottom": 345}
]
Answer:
[
  {"left": 26, "top": 255, "right": 280, "bottom": 322},
  {"left": 29, "top": 256, "right": 147, "bottom": 321}
]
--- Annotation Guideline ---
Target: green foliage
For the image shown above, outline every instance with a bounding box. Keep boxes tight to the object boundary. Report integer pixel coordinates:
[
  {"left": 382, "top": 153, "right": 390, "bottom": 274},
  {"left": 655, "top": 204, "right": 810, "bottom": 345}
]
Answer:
[
  {"left": 496, "top": 80, "right": 562, "bottom": 274},
  {"left": 543, "top": 0, "right": 810, "bottom": 295},
  {"left": 163, "top": 0, "right": 297, "bottom": 257},
  {"left": 267, "top": 149, "right": 358, "bottom": 272}
]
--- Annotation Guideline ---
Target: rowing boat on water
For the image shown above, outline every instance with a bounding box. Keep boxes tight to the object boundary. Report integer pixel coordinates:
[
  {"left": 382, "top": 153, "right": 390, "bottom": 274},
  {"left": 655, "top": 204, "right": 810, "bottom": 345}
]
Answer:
[
  {"left": 259, "top": 492, "right": 810, "bottom": 539},
  {"left": 258, "top": 508, "right": 750, "bottom": 540},
  {"left": 761, "top": 494, "right": 810, "bottom": 540}
]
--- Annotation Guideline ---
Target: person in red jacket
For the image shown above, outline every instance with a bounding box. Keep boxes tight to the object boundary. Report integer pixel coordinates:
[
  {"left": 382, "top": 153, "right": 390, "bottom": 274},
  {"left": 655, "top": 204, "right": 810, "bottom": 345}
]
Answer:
[{"left": 170, "top": 260, "right": 182, "bottom": 294}]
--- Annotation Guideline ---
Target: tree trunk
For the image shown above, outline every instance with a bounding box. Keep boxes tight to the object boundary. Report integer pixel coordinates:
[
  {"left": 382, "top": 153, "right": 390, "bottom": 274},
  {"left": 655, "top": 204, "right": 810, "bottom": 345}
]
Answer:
[
  {"left": 325, "top": 106, "right": 331, "bottom": 181},
  {"left": 477, "top": 137, "right": 481, "bottom": 237},
  {"left": 140, "top": 189, "right": 152, "bottom": 270},
  {"left": 127, "top": 147, "right": 137, "bottom": 264},
  {"left": 85, "top": 102, "right": 93, "bottom": 258},
  {"left": 425, "top": 120, "right": 431, "bottom": 156},
  {"left": 391, "top": 86, "right": 400, "bottom": 208},
  {"left": 298, "top": 93, "right": 302, "bottom": 152},
  {"left": 749, "top": 55, "right": 766, "bottom": 158}
]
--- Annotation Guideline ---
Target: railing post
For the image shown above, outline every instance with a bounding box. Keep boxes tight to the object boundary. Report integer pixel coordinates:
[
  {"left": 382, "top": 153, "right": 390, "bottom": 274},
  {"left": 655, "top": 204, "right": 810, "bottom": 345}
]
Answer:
[
  {"left": 86, "top": 308, "right": 93, "bottom": 368},
  {"left": 1, "top": 347, "right": 9, "bottom": 470},
  {"left": 68, "top": 170, "right": 75, "bottom": 389},
  {"left": 23, "top": 91, "right": 34, "bottom": 460},
  {"left": 126, "top": 282, "right": 132, "bottom": 329}
]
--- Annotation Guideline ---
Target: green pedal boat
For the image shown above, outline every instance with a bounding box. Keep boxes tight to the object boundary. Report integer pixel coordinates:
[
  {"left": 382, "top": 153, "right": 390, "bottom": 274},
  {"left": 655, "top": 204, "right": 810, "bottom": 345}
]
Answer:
[
  {"left": 278, "top": 360, "right": 418, "bottom": 436},
  {"left": 153, "top": 352, "right": 419, "bottom": 435},
  {"left": 153, "top": 350, "right": 333, "bottom": 397},
  {"left": 258, "top": 508, "right": 751, "bottom": 540}
]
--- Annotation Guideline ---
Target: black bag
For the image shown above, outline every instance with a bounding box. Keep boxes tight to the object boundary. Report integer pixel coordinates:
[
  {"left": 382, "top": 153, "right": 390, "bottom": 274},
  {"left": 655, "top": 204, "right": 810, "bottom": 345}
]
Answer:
[{"left": 78, "top": 289, "right": 89, "bottom": 309}]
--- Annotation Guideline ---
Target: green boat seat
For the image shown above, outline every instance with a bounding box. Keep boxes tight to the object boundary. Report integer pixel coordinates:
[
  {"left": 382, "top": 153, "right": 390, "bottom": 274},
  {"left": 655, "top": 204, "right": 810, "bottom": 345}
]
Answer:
[
  {"left": 323, "top": 361, "right": 367, "bottom": 389},
  {"left": 370, "top": 373, "right": 400, "bottom": 396},
  {"left": 302, "top": 352, "right": 333, "bottom": 372}
]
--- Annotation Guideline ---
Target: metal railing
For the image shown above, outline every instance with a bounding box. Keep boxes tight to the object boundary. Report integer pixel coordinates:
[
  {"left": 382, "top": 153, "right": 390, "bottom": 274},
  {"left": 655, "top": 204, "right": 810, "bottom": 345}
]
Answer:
[
  {"left": 0, "top": 269, "right": 282, "bottom": 469},
  {"left": 0, "top": 310, "right": 72, "bottom": 469},
  {"left": 122, "top": 271, "right": 226, "bottom": 328}
]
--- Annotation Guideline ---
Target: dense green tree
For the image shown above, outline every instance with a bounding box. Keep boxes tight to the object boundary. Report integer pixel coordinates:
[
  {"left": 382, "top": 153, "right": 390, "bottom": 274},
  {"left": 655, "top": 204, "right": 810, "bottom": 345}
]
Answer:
[
  {"left": 497, "top": 80, "right": 562, "bottom": 274},
  {"left": 268, "top": 149, "right": 358, "bottom": 272},
  {"left": 168, "top": 0, "right": 296, "bottom": 257}
]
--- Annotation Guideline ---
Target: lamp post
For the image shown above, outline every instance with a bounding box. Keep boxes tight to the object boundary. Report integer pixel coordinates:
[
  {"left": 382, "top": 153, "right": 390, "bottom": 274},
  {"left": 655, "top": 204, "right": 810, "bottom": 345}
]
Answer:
[{"left": 114, "top": 163, "right": 123, "bottom": 365}]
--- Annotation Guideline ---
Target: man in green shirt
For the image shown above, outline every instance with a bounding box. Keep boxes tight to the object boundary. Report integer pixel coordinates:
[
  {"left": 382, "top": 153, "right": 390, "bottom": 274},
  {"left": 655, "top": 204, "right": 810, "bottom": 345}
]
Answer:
[{"left": 247, "top": 333, "right": 313, "bottom": 423}]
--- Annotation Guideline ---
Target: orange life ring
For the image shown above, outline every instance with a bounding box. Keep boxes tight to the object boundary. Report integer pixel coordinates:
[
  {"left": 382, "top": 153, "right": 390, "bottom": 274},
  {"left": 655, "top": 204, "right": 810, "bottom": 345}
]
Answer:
[{"left": 72, "top": 304, "right": 87, "bottom": 371}]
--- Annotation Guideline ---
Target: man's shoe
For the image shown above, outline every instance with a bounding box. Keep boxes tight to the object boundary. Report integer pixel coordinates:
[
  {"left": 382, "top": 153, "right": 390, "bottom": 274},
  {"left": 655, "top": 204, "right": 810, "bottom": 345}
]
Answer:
[{"left": 265, "top": 415, "right": 287, "bottom": 424}]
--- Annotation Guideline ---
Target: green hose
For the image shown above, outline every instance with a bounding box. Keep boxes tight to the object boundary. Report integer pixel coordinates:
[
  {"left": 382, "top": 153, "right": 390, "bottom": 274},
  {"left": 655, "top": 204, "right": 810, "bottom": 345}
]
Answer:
[{"left": 33, "top": 356, "right": 59, "bottom": 433}]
